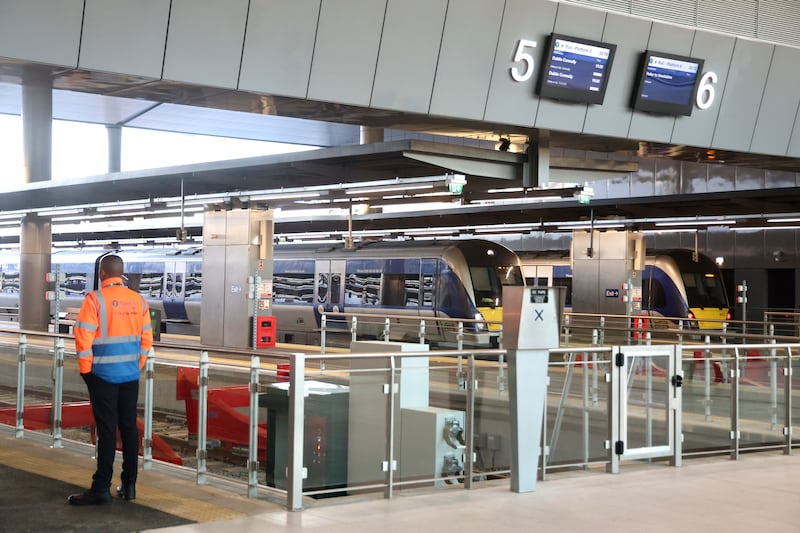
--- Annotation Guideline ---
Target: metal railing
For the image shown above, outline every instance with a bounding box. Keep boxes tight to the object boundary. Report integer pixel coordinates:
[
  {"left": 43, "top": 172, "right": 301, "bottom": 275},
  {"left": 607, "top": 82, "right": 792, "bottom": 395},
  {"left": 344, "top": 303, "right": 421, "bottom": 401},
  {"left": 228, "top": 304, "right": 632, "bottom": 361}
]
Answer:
[
  {"left": 2, "top": 325, "right": 800, "bottom": 512},
  {"left": 319, "top": 311, "right": 503, "bottom": 351},
  {"left": 0, "top": 327, "right": 509, "bottom": 510}
]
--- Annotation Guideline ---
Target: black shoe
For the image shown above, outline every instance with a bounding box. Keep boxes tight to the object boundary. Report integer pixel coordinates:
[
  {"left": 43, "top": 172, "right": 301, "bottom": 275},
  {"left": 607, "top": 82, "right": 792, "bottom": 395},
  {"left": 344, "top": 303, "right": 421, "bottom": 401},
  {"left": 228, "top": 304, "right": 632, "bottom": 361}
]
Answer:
[
  {"left": 67, "top": 490, "right": 112, "bottom": 506},
  {"left": 116, "top": 483, "right": 136, "bottom": 501}
]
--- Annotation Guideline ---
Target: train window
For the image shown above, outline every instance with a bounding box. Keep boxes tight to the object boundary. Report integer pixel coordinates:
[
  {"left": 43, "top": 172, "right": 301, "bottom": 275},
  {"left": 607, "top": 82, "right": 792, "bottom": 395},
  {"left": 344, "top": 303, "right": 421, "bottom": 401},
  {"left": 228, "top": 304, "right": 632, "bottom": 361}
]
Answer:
[
  {"left": 381, "top": 274, "right": 420, "bottom": 307},
  {"left": 125, "top": 273, "right": 142, "bottom": 292},
  {"left": 56, "top": 264, "right": 87, "bottom": 295},
  {"left": 421, "top": 274, "right": 434, "bottom": 307},
  {"left": 165, "top": 273, "right": 174, "bottom": 295},
  {"left": 185, "top": 271, "right": 202, "bottom": 299},
  {"left": 330, "top": 274, "right": 341, "bottom": 305},
  {"left": 421, "top": 259, "right": 437, "bottom": 308},
  {"left": 345, "top": 273, "right": 380, "bottom": 305},
  {"left": 175, "top": 273, "right": 184, "bottom": 295},
  {"left": 682, "top": 272, "right": 727, "bottom": 308},
  {"left": 0, "top": 270, "right": 19, "bottom": 293},
  {"left": 642, "top": 278, "right": 666, "bottom": 308},
  {"left": 139, "top": 271, "right": 163, "bottom": 297},
  {"left": 274, "top": 273, "right": 315, "bottom": 304},
  {"left": 470, "top": 265, "right": 523, "bottom": 307}
]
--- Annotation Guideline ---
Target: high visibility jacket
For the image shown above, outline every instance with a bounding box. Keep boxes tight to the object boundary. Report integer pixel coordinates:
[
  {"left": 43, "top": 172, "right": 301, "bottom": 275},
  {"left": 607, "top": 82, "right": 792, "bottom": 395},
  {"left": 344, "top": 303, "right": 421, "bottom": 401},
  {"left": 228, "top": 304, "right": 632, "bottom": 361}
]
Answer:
[{"left": 74, "top": 276, "right": 153, "bottom": 383}]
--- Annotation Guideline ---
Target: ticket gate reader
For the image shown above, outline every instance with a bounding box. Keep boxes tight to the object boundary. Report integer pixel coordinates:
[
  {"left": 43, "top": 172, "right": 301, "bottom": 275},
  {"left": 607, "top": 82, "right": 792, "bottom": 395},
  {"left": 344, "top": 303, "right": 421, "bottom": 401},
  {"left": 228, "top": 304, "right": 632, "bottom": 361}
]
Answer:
[{"left": 503, "top": 286, "right": 561, "bottom": 493}]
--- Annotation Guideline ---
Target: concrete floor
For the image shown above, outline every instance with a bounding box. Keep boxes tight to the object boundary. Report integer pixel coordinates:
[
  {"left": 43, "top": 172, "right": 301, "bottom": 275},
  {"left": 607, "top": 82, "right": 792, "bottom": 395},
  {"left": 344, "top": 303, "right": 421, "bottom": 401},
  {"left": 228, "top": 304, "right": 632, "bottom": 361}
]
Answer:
[
  {"left": 2, "top": 424, "right": 797, "bottom": 533},
  {"left": 147, "top": 452, "right": 800, "bottom": 533}
]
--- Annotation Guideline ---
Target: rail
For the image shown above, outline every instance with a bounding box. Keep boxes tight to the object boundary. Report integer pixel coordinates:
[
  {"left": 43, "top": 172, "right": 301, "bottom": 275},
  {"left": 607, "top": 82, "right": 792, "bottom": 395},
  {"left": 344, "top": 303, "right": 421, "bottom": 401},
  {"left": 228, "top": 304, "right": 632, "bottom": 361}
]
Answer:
[
  {"left": 320, "top": 309, "right": 800, "bottom": 350},
  {"left": 1, "top": 326, "right": 799, "bottom": 512},
  {"left": 319, "top": 310, "right": 503, "bottom": 351}
]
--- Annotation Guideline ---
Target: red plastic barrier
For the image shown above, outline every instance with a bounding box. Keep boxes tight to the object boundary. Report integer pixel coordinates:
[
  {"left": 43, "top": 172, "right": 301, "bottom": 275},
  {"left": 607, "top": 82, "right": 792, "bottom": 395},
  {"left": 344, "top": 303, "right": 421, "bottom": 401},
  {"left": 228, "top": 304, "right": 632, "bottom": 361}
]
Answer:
[
  {"left": 0, "top": 401, "right": 182, "bottom": 465},
  {"left": 176, "top": 367, "right": 267, "bottom": 460}
]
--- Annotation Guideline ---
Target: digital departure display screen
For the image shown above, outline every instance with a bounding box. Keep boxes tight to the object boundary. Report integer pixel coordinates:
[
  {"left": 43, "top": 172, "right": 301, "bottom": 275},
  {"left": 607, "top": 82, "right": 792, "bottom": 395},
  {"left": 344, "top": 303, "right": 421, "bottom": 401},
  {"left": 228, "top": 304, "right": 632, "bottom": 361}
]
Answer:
[
  {"left": 632, "top": 51, "right": 705, "bottom": 116},
  {"left": 537, "top": 33, "right": 616, "bottom": 105}
]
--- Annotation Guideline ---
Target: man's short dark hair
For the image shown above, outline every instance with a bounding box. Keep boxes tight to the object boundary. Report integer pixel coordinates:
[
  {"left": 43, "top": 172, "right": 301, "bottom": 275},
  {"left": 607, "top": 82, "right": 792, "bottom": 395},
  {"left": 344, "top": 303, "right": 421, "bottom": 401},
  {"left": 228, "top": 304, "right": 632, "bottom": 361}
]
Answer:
[{"left": 100, "top": 254, "right": 124, "bottom": 277}]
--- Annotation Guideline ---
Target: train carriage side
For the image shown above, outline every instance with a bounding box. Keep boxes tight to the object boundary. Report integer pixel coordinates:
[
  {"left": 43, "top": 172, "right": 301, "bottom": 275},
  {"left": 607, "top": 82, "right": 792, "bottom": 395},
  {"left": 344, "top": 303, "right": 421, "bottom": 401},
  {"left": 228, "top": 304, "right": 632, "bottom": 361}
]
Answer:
[
  {"left": 0, "top": 240, "right": 525, "bottom": 347},
  {"left": 271, "top": 239, "right": 524, "bottom": 346},
  {"left": 0, "top": 249, "right": 21, "bottom": 314}
]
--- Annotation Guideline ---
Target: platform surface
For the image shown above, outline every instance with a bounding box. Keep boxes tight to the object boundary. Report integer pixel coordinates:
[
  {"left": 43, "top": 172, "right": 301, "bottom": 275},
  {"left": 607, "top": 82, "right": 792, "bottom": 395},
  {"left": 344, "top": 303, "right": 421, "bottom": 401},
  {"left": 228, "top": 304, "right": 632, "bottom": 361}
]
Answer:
[{"left": 4, "top": 423, "right": 800, "bottom": 532}]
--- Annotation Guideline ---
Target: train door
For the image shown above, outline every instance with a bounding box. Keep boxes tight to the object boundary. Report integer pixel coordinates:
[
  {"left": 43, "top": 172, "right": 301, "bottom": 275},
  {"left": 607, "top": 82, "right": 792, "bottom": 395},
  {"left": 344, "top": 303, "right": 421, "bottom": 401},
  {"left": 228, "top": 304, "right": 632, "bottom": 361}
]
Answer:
[
  {"left": 314, "top": 260, "right": 346, "bottom": 327},
  {"left": 163, "top": 261, "right": 188, "bottom": 320}
]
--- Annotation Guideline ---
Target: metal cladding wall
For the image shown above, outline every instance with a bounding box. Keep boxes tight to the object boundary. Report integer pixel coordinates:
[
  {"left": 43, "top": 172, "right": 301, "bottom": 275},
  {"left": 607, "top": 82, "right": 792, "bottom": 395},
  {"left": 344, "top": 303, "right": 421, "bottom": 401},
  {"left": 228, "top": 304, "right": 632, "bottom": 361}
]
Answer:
[{"left": 1, "top": 0, "right": 800, "bottom": 158}]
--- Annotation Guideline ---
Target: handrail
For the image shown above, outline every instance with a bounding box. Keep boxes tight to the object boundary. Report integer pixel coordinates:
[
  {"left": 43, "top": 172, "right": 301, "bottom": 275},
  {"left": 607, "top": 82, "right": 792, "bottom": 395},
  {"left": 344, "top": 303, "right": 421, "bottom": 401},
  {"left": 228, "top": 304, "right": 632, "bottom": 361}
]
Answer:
[{"left": 3, "top": 325, "right": 800, "bottom": 512}]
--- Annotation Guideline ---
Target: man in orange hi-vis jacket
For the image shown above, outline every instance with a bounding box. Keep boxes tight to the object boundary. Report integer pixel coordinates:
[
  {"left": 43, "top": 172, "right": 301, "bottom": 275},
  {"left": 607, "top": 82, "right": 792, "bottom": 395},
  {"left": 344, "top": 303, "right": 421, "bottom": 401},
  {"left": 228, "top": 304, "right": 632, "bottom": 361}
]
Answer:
[{"left": 68, "top": 254, "right": 153, "bottom": 506}]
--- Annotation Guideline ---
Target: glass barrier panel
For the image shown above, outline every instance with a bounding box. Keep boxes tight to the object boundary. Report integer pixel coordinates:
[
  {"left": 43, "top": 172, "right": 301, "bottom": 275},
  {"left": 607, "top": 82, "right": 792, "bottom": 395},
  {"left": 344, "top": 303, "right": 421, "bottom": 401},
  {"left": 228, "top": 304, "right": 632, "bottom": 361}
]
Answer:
[
  {"left": 471, "top": 354, "right": 511, "bottom": 481},
  {"left": 392, "top": 355, "right": 463, "bottom": 489},
  {"left": 738, "top": 349, "right": 787, "bottom": 449},
  {"left": 32, "top": 338, "right": 93, "bottom": 442},
  {"left": 266, "top": 358, "right": 351, "bottom": 498},
  {"left": 680, "top": 349, "right": 734, "bottom": 454},
  {"left": 792, "top": 353, "right": 800, "bottom": 449},
  {"left": 60, "top": 345, "right": 95, "bottom": 447},
  {"left": 0, "top": 335, "right": 23, "bottom": 427},
  {"left": 201, "top": 362, "right": 258, "bottom": 484},
  {"left": 300, "top": 354, "right": 391, "bottom": 497},
  {"left": 625, "top": 353, "right": 671, "bottom": 451},
  {"left": 152, "top": 358, "right": 194, "bottom": 469},
  {"left": 546, "top": 352, "right": 611, "bottom": 468}
]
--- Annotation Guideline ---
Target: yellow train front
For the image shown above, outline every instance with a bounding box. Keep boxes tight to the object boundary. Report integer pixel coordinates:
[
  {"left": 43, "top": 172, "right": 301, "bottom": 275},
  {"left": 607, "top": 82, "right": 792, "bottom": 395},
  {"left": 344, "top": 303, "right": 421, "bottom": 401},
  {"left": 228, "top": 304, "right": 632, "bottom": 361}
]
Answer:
[{"left": 642, "top": 250, "right": 731, "bottom": 330}]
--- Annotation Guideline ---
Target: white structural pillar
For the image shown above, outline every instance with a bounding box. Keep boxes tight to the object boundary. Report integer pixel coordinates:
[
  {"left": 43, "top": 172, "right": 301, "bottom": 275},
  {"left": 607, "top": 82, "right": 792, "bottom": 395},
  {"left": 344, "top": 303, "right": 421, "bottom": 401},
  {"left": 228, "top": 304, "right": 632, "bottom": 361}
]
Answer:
[
  {"left": 107, "top": 125, "right": 122, "bottom": 173},
  {"left": 504, "top": 286, "right": 561, "bottom": 493}
]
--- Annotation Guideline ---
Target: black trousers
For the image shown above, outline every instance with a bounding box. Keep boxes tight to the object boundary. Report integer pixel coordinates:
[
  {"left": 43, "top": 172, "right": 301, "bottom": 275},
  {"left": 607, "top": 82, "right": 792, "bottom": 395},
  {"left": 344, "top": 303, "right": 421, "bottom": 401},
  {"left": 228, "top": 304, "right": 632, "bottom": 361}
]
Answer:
[{"left": 82, "top": 373, "right": 140, "bottom": 493}]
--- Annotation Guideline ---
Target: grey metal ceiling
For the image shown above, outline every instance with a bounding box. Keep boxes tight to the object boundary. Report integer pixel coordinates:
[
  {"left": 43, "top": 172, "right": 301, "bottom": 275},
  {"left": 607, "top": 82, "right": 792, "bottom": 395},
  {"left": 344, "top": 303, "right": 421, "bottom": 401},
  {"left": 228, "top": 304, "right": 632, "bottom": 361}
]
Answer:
[
  {"left": 1, "top": 58, "right": 800, "bottom": 247},
  {"left": 3, "top": 59, "right": 800, "bottom": 173}
]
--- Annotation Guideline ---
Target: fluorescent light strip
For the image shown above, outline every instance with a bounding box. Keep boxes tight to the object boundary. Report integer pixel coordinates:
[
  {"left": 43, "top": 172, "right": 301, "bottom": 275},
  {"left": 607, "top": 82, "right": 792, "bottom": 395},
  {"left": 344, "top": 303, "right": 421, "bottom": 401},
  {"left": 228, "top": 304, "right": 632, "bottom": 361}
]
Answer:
[
  {"left": 248, "top": 192, "right": 321, "bottom": 201},
  {"left": 487, "top": 187, "right": 525, "bottom": 194},
  {"left": 641, "top": 228, "right": 700, "bottom": 234},
  {"left": 472, "top": 196, "right": 566, "bottom": 205},
  {"left": 733, "top": 225, "right": 796, "bottom": 231},
  {"left": 654, "top": 219, "right": 736, "bottom": 227},
  {"left": 557, "top": 223, "right": 625, "bottom": 230},
  {"left": 345, "top": 184, "right": 434, "bottom": 195},
  {"left": 767, "top": 218, "right": 800, "bottom": 223},
  {"left": 37, "top": 208, "right": 83, "bottom": 217},
  {"left": 96, "top": 203, "right": 150, "bottom": 212}
]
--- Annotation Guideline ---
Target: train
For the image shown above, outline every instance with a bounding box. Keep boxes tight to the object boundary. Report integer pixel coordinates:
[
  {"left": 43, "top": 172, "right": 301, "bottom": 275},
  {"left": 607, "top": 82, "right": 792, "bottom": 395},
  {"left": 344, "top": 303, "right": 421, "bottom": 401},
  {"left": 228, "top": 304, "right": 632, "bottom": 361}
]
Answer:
[
  {"left": 518, "top": 248, "right": 731, "bottom": 329},
  {"left": 0, "top": 239, "right": 525, "bottom": 346}
]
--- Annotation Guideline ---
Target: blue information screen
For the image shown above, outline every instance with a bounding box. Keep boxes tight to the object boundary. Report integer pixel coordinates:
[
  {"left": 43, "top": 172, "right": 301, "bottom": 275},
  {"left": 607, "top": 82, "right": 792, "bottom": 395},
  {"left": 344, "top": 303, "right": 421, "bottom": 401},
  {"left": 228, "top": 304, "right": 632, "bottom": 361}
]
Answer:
[
  {"left": 543, "top": 37, "right": 612, "bottom": 94},
  {"left": 640, "top": 55, "right": 701, "bottom": 105}
]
